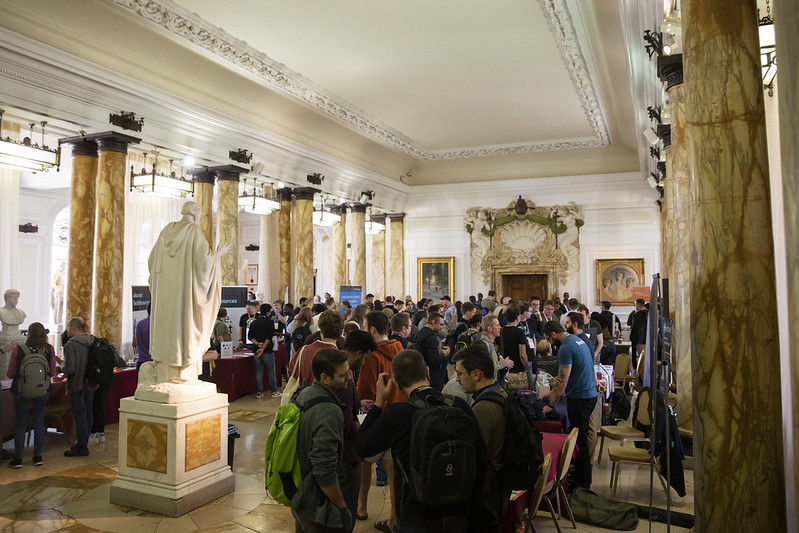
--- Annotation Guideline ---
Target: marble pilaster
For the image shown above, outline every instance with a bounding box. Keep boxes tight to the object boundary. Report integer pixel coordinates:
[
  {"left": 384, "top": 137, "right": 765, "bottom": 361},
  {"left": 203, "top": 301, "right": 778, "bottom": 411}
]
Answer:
[
  {"left": 63, "top": 140, "right": 98, "bottom": 322},
  {"left": 277, "top": 188, "right": 293, "bottom": 302},
  {"left": 331, "top": 204, "right": 348, "bottom": 295},
  {"left": 215, "top": 167, "right": 244, "bottom": 286},
  {"left": 777, "top": 0, "right": 799, "bottom": 519},
  {"left": 387, "top": 214, "right": 405, "bottom": 301},
  {"left": 350, "top": 204, "right": 367, "bottom": 289},
  {"left": 293, "top": 188, "right": 316, "bottom": 302},
  {"left": 92, "top": 133, "right": 139, "bottom": 347},
  {"left": 369, "top": 214, "right": 386, "bottom": 299},
  {"left": 192, "top": 169, "right": 215, "bottom": 247},
  {"left": 683, "top": 1, "right": 785, "bottom": 530}
]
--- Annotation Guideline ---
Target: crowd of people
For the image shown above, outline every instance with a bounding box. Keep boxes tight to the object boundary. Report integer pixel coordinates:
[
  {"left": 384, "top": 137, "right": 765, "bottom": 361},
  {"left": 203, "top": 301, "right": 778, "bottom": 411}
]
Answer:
[{"left": 243, "top": 290, "right": 624, "bottom": 533}]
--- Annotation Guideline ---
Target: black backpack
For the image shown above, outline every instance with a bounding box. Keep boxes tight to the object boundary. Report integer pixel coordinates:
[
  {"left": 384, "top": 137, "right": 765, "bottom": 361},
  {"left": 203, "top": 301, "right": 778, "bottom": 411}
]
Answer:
[
  {"left": 604, "top": 389, "right": 631, "bottom": 425},
  {"left": 86, "top": 336, "right": 120, "bottom": 389},
  {"left": 476, "top": 390, "right": 544, "bottom": 491},
  {"left": 291, "top": 325, "right": 312, "bottom": 352},
  {"left": 401, "top": 394, "right": 480, "bottom": 506}
]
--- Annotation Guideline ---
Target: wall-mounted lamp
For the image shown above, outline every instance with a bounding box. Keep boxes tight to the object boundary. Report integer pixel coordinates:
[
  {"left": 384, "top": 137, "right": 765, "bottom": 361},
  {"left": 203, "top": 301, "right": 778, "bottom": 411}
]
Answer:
[{"left": 0, "top": 110, "right": 60, "bottom": 172}]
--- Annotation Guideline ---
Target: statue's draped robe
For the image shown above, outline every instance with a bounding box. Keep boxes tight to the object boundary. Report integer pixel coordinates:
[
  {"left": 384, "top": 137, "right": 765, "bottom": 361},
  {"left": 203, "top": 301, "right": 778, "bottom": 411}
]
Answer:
[{"left": 148, "top": 218, "right": 220, "bottom": 368}]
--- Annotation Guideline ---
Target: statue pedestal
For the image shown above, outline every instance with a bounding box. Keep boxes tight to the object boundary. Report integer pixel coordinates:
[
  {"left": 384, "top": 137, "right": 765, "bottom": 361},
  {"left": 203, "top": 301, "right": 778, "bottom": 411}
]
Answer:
[{"left": 109, "top": 393, "right": 234, "bottom": 517}]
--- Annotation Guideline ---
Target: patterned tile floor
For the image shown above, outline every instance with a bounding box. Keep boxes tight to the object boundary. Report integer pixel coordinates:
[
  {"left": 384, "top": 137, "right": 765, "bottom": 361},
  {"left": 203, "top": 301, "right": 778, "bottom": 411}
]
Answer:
[{"left": 0, "top": 392, "right": 693, "bottom": 532}]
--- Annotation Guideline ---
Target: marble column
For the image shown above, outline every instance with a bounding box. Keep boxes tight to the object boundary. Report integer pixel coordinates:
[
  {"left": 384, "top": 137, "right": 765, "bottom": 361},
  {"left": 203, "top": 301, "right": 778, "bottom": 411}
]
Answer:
[
  {"left": 192, "top": 168, "right": 215, "bottom": 247},
  {"left": 215, "top": 166, "right": 246, "bottom": 286},
  {"left": 63, "top": 140, "right": 98, "bottom": 322},
  {"left": 293, "top": 188, "right": 316, "bottom": 302},
  {"left": 369, "top": 214, "right": 386, "bottom": 299},
  {"left": 277, "top": 188, "right": 293, "bottom": 302},
  {"left": 777, "top": 0, "right": 799, "bottom": 521},
  {"left": 350, "top": 204, "right": 367, "bottom": 290},
  {"left": 683, "top": 0, "right": 785, "bottom": 530},
  {"left": 92, "top": 133, "right": 140, "bottom": 348},
  {"left": 331, "top": 204, "right": 348, "bottom": 296},
  {"left": 387, "top": 214, "right": 406, "bottom": 301},
  {"left": 660, "top": 55, "right": 693, "bottom": 430}
]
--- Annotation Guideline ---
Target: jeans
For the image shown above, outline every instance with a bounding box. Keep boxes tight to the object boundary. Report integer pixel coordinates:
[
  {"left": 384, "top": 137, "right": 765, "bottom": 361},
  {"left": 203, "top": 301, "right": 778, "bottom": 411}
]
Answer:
[
  {"left": 566, "top": 395, "right": 598, "bottom": 489},
  {"left": 14, "top": 392, "right": 48, "bottom": 459},
  {"left": 69, "top": 386, "right": 96, "bottom": 447},
  {"left": 91, "top": 385, "right": 109, "bottom": 433},
  {"left": 256, "top": 351, "right": 277, "bottom": 394}
]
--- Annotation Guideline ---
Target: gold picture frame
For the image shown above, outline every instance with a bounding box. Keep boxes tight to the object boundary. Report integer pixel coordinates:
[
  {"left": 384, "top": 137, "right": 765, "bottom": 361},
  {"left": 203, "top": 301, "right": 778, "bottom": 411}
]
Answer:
[
  {"left": 417, "top": 257, "right": 454, "bottom": 302},
  {"left": 596, "top": 258, "right": 645, "bottom": 305}
]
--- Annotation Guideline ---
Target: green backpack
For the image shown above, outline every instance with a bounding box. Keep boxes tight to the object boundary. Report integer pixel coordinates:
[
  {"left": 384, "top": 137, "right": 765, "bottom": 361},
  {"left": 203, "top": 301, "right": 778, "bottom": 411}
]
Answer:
[
  {"left": 264, "top": 395, "right": 333, "bottom": 506},
  {"left": 452, "top": 328, "right": 481, "bottom": 356}
]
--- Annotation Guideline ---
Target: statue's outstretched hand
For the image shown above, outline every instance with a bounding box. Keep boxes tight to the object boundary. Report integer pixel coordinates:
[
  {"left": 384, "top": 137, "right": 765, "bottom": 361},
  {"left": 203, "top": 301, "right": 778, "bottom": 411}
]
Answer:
[{"left": 215, "top": 243, "right": 231, "bottom": 258}]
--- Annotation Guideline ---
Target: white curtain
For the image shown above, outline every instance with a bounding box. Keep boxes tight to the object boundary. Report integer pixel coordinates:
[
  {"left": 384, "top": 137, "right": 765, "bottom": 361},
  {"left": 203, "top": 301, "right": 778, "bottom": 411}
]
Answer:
[
  {"left": 0, "top": 168, "right": 20, "bottom": 294},
  {"left": 119, "top": 184, "right": 187, "bottom": 357}
]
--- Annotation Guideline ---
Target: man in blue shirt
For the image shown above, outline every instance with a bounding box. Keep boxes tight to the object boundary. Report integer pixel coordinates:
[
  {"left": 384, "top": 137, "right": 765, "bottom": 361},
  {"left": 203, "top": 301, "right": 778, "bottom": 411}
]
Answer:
[{"left": 543, "top": 320, "right": 598, "bottom": 489}]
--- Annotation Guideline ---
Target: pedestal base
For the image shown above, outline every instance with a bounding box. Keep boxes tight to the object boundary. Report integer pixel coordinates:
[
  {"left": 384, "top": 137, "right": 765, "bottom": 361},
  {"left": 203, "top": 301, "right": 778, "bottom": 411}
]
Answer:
[{"left": 110, "top": 393, "right": 234, "bottom": 517}]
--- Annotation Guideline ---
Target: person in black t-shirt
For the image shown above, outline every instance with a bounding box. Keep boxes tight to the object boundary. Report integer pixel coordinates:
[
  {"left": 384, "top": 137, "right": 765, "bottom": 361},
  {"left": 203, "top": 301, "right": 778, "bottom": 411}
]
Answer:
[
  {"left": 498, "top": 305, "right": 528, "bottom": 373},
  {"left": 239, "top": 300, "right": 259, "bottom": 349},
  {"left": 248, "top": 303, "right": 277, "bottom": 399}
]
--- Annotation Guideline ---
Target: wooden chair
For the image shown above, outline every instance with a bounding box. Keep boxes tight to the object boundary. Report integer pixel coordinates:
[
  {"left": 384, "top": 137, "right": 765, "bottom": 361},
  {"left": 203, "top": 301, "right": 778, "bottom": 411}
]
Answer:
[
  {"left": 613, "top": 353, "right": 634, "bottom": 395},
  {"left": 596, "top": 390, "right": 647, "bottom": 463},
  {"left": 541, "top": 427, "right": 579, "bottom": 532},
  {"left": 524, "top": 453, "right": 553, "bottom": 533},
  {"left": 606, "top": 390, "right": 671, "bottom": 505}
]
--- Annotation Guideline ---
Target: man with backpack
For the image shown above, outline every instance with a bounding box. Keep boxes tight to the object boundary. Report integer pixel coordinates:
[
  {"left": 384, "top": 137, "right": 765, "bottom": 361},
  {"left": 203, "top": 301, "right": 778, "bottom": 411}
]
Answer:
[
  {"left": 291, "top": 349, "right": 352, "bottom": 532},
  {"left": 355, "top": 350, "right": 486, "bottom": 533},
  {"left": 63, "top": 317, "right": 96, "bottom": 457}
]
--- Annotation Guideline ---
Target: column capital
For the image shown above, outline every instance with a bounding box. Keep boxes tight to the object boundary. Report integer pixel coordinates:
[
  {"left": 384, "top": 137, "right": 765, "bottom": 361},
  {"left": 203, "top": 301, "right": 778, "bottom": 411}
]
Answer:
[
  {"left": 658, "top": 53, "right": 684, "bottom": 90},
  {"left": 293, "top": 187, "right": 318, "bottom": 201},
  {"left": 350, "top": 203, "right": 368, "bottom": 214},
  {"left": 191, "top": 167, "right": 216, "bottom": 184},
  {"left": 658, "top": 124, "right": 671, "bottom": 148},
  {"left": 387, "top": 213, "right": 406, "bottom": 222},
  {"left": 60, "top": 131, "right": 141, "bottom": 154},
  {"left": 370, "top": 213, "right": 387, "bottom": 224},
  {"left": 68, "top": 140, "right": 98, "bottom": 157},
  {"left": 209, "top": 164, "right": 248, "bottom": 181},
  {"left": 330, "top": 203, "right": 348, "bottom": 215},
  {"left": 276, "top": 187, "right": 294, "bottom": 202}
]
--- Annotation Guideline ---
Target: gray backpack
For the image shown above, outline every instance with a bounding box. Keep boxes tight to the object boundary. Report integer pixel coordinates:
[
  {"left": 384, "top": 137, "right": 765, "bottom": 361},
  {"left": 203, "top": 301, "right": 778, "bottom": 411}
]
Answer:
[{"left": 15, "top": 344, "right": 51, "bottom": 399}]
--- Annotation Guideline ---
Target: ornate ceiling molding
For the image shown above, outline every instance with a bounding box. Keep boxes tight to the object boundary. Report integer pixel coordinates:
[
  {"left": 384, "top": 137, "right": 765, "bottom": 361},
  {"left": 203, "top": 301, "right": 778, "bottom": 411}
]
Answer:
[{"left": 111, "top": 0, "right": 610, "bottom": 160}]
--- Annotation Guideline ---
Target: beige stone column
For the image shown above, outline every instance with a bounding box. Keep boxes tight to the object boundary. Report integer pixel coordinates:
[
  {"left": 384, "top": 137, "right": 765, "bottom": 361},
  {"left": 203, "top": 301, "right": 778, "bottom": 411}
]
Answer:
[
  {"left": 777, "top": 0, "right": 799, "bottom": 520},
  {"left": 215, "top": 166, "right": 245, "bottom": 286},
  {"left": 92, "top": 133, "right": 139, "bottom": 347},
  {"left": 331, "top": 204, "right": 348, "bottom": 295},
  {"left": 683, "top": 0, "right": 785, "bottom": 530},
  {"left": 63, "top": 140, "right": 98, "bottom": 322},
  {"left": 387, "top": 214, "right": 405, "bottom": 301},
  {"left": 293, "top": 188, "right": 316, "bottom": 302},
  {"left": 192, "top": 168, "right": 215, "bottom": 247},
  {"left": 277, "top": 188, "right": 293, "bottom": 302},
  {"left": 369, "top": 214, "right": 386, "bottom": 299},
  {"left": 659, "top": 55, "right": 693, "bottom": 430},
  {"left": 350, "top": 204, "right": 367, "bottom": 290}
]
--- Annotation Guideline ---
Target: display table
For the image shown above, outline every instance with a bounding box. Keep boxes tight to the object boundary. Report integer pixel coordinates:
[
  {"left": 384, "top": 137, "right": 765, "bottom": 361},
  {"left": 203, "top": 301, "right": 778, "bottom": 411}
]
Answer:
[
  {"left": 104, "top": 368, "right": 138, "bottom": 425},
  {"left": 211, "top": 345, "right": 286, "bottom": 401}
]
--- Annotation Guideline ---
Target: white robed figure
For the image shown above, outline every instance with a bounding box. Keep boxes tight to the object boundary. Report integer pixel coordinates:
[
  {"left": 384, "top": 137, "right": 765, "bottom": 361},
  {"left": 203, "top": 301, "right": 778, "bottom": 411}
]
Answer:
[{"left": 135, "top": 201, "right": 228, "bottom": 403}]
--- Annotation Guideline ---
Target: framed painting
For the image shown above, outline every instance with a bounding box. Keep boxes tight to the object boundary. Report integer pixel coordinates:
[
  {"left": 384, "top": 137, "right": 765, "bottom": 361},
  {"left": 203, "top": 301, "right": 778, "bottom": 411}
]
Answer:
[
  {"left": 596, "top": 258, "right": 645, "bottom": 305},
  {"left": 245, "top": 264, "right": 258, "bottom": 285},
  {"left": 417, "top": 257, "right": 454, "bottom": 302}
]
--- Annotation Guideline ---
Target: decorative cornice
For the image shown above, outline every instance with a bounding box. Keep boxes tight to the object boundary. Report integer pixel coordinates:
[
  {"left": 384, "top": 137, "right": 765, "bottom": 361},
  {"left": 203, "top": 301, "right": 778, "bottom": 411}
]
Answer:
[{"left": 111, "top": 0, "right": 610, "bottom": 160}]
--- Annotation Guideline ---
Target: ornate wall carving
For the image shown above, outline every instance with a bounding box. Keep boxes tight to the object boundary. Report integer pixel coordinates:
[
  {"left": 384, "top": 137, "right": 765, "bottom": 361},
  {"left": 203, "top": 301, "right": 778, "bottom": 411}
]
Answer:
[{"left": 465, "top": 199, "right": 583, "bottom": 290}]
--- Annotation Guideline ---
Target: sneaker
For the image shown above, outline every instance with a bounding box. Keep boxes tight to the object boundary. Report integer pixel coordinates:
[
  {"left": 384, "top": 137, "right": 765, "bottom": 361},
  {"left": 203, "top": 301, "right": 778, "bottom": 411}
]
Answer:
[
  {"left": 272, "top": 391, "right": 282, "bottom": 397},
  {"left": 87, "top": 433, "right": 99, "bottom": 444},
  {"left": 32, "top": 456, "right": 43, "bottom": 466},
  {"left": 97, "top": 432, "right": 106, "bottom": 443},
  {"left": 64, "top": 445, "right": 89, "bottom": 457},
  {"left": 256, "top": 392, "right": 263, "bottom": 399},
  {"left": 8, "top": 458, "right": 22, "bottom": 469}
]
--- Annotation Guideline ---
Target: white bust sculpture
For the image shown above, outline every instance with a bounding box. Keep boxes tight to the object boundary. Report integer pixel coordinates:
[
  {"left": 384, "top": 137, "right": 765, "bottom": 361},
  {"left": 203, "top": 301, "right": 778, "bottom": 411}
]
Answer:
[
  {"left": 135, "top": 202, "right": 229, "bottom": 403},
  {"left": 0, "top": 289, "right": 26, "bottom": 346}
]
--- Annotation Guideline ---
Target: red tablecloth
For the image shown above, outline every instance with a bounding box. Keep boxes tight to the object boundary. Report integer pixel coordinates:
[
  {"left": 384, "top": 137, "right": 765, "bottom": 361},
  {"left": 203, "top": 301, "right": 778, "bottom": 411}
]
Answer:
[
  {"left": 104, "top": 368, "right": 138, "bottom": 425},
  {"left": 504, "top": 432, "right": 571, "bottom": 532},
  {"left": 211, "top": 345, "right": 287, "bottom": 401}
]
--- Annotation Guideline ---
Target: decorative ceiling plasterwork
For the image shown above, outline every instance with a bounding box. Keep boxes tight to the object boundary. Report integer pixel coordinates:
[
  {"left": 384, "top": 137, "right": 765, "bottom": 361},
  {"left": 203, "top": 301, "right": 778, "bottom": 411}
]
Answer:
[
  {"left": 465, "top": 199, "right": 582, "bottom": 289},
  {"left": 110, "top": 0, "right": 610, "bottom": 160}
]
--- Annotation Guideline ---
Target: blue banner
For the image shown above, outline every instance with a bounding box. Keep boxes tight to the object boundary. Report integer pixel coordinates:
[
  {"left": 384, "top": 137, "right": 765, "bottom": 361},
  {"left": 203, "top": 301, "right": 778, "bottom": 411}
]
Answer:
[{"left": 339, "top": 286, "right": 363, "bottom": 313}]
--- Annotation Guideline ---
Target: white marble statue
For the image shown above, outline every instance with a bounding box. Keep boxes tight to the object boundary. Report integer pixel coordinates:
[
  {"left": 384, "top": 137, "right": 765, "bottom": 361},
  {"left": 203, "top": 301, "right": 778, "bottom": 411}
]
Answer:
[
  {"left": 135, "top": 201, "right": 229, "bottom": 403},
  {"left": 51, "top": 262, "right": 66, "bottom": 324},
  {"left": 551, "top": 204, "right": 581, "bottom": 271},
  {"left": 0, "top": 289, "right": 26, "bottom": 379}
]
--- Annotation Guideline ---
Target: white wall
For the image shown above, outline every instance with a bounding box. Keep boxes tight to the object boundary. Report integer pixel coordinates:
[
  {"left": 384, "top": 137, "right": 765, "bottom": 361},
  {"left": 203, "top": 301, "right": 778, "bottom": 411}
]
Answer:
[{"left": 403, "top": 171, "right": 661, "bottom": 314}]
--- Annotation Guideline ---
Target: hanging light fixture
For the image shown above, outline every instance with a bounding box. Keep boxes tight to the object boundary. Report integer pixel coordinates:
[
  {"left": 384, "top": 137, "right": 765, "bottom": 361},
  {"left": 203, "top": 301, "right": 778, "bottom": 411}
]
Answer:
[
  {"left": 313, "top": 195, "right": 341, "bottom": 226},
  {"left": 130, "top": 151, "right": 194, "bottom": 197},
  {"left": 0, "top": 110, "right": 60, "bottom": 172},
  {"left": 238, "top": 178, "right": 279, "bottom": 214},
  {"left": 758, "top": 0, "right": 776, "bottom": 96}
]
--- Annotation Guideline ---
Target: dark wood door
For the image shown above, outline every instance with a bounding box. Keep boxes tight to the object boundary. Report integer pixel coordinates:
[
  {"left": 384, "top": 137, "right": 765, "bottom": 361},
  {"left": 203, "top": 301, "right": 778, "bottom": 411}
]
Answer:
[{"left": 501, "top": 274, "right": 548, "bottom": 302}]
